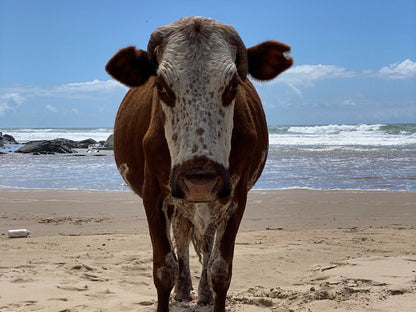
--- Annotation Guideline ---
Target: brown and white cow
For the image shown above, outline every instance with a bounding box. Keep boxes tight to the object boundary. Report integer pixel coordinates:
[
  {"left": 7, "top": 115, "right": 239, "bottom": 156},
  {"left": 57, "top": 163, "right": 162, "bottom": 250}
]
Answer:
[{"left": 106, "top": 16, "right": 293, "bottom": 312}]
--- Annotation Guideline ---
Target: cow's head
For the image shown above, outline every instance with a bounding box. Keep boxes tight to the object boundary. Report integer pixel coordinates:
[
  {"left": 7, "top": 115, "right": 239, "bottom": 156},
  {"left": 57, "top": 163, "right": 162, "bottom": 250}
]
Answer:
[{"left": 106, "top": 17, "right": 293, "bottom": 202}]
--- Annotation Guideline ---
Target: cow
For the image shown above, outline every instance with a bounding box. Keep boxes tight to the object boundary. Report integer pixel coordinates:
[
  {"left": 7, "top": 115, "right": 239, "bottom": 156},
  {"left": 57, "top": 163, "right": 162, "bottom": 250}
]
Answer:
[{"left": 105, "top": 16, "right": 293, "bottom": 312}]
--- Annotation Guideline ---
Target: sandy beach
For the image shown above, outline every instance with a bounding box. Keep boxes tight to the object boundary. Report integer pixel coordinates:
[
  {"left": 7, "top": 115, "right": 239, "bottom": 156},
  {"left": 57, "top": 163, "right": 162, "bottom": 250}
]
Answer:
[{"left": 1, "top": 189, "right": 415, "bottom": 311}]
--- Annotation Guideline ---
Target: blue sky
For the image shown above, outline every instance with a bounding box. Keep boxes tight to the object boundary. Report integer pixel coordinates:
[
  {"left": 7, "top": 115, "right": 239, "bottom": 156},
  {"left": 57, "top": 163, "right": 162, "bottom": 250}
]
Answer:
[{"left": 1, "top": 0, "right": 415, "bottom": 127}]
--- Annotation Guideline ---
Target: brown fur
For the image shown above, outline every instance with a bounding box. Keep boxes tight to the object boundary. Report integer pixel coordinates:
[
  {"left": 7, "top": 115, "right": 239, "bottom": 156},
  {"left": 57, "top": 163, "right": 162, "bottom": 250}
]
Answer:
[{"left": 106, "top": 17, "right": 293, "bottom": 312}]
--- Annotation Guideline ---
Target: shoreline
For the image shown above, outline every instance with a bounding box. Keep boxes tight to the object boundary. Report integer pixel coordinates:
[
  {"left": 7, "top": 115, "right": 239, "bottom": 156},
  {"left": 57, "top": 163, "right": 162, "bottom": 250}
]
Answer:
[{"left": 1, "top": 189, "right": 415, "bottom": 311}]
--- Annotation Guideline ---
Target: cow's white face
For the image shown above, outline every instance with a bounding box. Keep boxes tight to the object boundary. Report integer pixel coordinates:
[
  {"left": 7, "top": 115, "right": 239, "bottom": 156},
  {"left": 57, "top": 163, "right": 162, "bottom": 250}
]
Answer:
[
  {"left": 106, "top": 16, "right": 293, "bottom": 202},
  {"left": 155, "top": 27, "right": 239, "bottom": 170}
]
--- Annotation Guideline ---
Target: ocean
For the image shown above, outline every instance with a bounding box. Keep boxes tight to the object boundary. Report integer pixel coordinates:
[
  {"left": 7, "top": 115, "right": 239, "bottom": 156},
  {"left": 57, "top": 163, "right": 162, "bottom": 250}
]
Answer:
[{"left": 1, "top": 124, "right": 415, "bottom": 192}]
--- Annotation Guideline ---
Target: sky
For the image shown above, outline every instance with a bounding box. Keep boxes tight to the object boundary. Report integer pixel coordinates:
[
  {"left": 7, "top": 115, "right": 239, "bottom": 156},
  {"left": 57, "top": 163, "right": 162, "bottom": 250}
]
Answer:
[{"left": 0, "top": 0, "right": 415, "bottom": 127}]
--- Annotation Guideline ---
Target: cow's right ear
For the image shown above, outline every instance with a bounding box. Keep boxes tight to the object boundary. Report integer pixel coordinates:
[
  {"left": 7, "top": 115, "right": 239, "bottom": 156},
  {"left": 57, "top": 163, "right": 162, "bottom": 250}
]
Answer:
[{"left": 105, "top": 46, "right": 155, "bottom": 87}]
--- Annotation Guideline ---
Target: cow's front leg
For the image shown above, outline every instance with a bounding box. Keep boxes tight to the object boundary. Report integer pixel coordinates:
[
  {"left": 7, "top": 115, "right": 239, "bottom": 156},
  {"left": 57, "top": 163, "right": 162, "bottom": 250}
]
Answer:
[
  {"left": 172, "top": 214, "right": 193, "bottom": 301},
  {"left": 143, "top": 186, "right": 177, "bottom": 312},
  {"left": 209, "top": 198, "right": 247, "bottom": 312},
  {"left": 198, "top": 221, "right": 215, "bottom": 305}
]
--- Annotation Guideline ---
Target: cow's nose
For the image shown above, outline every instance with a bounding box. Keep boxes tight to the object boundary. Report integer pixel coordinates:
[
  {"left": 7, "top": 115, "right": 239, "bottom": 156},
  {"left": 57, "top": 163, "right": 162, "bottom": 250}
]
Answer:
[
  {"left": 181, "top": 174, "right": 220, "bottom": 202},
  {"left": 170, "top": 158, "right": 231, "bottom": 202},
  {"left": 172, "top": 171, "right": 230, "bottom": 203}
]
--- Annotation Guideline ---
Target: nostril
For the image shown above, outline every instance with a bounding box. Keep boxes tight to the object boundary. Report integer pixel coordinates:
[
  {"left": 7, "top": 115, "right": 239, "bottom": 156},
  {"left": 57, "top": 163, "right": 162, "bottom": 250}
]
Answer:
[
  {"left": 210, "top": 176, "right": 220, "bottom": 194},
  {"left": 220, "top": 180, "right": 231, "bottom": 198},
  {"left": 181, "top": 176, "right": 191, "bottom": 194}
]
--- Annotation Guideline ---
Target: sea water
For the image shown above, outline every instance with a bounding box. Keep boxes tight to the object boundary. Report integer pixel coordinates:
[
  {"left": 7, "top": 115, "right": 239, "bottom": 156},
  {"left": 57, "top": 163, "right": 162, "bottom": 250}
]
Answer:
[
  {"left": 1, "top": 124, "right": 415, "bottom": 191},
  {"left": 263, "top": 124, "right": 416, "bottom": 191}
]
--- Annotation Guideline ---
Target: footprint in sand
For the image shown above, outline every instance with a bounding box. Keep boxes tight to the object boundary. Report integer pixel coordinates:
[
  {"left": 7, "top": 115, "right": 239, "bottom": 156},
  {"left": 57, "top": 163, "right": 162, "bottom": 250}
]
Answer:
[
  {"left": 82, "top": 273, "right": 109, "bottom": 282},
  {"left": 57, "top": 285, "right": 89, "bottom": 291},
  {"left": 47, "top": 297, "right": 69, "bottom": 302},
  {"left": 85, "top": 289, "right": 115, "bottom": 299}
]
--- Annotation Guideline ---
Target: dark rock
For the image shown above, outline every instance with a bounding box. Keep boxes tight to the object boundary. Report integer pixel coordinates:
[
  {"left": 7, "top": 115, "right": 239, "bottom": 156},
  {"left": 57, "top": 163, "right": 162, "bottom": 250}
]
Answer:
[
  {"left": 77, "top": 138, "right": 97, "bottom": 148},
  {"left": 0, "top": 133, "right": 18, "bottom": 147},
  {"left": 16, "top": 140, "right": 74, "bottom": 154},
  {"left": 51, "top": 138, "right": 78, "bottom": 148},
  {"left": 47, "top": 138, "right": 97, "bottom": 149},
  {"left": 102, "top": 134, "right": 113, "bottom": 150},
  {"left": 13, "top": 135, "right": 108, "bottom": 154}
]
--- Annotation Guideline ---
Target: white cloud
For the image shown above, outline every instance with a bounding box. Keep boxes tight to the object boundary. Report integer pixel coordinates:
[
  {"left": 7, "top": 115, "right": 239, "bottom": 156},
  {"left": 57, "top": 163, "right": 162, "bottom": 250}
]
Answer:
[
  {"left": 275, "top": 59, "right": 416, "bottom": 86},
  {"left": 343, "top": 99, "right": 356, "bottom": 106},
  {"left": 54, "top": 79, "right": 126, "bottom": 95},
  {"left": 46, "top": 105, "right": 57, "bottom": 113},
  {"left": 66, "top": 108, "right": 79, "bottom": 115},
  {"left": 1, "top": 79, "right": 126, "bottom": 102},
  {"left": 278, "top": 64, "right": 355, "bottom": 86},
  {"left": 0, "top": 93, "right": 25, "bottom": 116},
  {"left": 378, "top": 59, "right": 416, "bottom": 80},
  {"left": 0, "top": 79, "right": 126, "bottom": 118},
  {"left": 287, "top": 83, "right": 303, "bottom": 98},
  {"left": 0, "top": 103, "right": 11, "bottom": 117}
]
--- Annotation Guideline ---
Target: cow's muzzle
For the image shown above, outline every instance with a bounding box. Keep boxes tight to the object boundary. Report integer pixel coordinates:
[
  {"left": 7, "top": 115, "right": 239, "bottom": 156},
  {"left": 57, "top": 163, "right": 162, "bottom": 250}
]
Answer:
[{"left": 171, "top": 157, "right": 230, "bottom": 202}]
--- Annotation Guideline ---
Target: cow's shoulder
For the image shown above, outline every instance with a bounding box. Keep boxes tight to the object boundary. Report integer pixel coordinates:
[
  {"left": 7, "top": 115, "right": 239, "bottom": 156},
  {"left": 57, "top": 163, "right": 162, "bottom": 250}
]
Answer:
[
  {"left": 230, "top": 79, "right": 268, "bottom": 186},
  {"left": 113, "top": 77, "right": 156, "bottom": 196}
]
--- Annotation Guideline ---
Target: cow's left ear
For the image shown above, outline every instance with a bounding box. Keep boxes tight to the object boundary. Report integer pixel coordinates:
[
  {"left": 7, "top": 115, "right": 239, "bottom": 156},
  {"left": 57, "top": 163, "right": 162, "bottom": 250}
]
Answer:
[
  {"left": 247, "top": 41, "right": 293, "bottom": 81},
  {"left": 105, "top": 46, "right": 155, "bottom": 87}
]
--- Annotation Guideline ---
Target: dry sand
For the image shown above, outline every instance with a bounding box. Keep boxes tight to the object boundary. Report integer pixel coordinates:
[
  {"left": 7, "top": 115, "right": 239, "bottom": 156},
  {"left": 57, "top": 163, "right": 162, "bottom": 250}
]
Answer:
[{"left": 0, "top": 189, "right": 415, "bottom": 311}]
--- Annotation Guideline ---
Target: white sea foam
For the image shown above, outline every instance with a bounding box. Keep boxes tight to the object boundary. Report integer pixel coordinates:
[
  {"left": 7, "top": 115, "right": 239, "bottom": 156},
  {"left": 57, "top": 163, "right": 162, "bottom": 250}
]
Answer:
[
  {"left": 287, "top": 124, "right": 384, "bottom": 134},
  {"left": 269, "top": 134, "right": 416, "bottom": 147},
  {"left": 269, "top": 124, "right": 416, "bottom": 147},
  {"left": 1, "top": 128, "right": 113, "bottom": 143}
]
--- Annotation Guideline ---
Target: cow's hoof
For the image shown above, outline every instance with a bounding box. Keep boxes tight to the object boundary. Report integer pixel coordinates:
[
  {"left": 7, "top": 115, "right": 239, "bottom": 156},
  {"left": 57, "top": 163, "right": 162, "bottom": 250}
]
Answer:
[
  {"left": 174, "top": 293, "right": 193, "bottom": 302},
  {"left": 197, "top": 300, "right": 213, "bottom": 307},
  {"left": 197, "top": 292, "right": 214, "bottom": 306}
]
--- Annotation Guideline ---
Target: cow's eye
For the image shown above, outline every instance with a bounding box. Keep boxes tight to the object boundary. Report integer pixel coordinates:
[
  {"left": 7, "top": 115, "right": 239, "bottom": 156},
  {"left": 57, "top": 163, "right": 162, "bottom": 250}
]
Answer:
[
  {"left": 222, "top": 76, "right": 240, "bottom": 106},
  {"left": 230, "top": 82, "right": 239, "bottom": 95},
  {"left": 155, "top": 76, "right": 176, "bottom": 107},
  {"left": 156, "top": 83, "right": 164, "bottom": 93}
]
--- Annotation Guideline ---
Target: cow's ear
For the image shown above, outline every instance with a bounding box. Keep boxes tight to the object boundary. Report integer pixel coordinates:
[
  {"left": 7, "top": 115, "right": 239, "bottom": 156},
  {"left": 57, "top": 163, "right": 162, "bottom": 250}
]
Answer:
[
  {"left": 105, "top": 46, "right": 155, "bottom": 87},
  {"left": 247, "top": 41, "right": 293, "bottom": 81}
]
